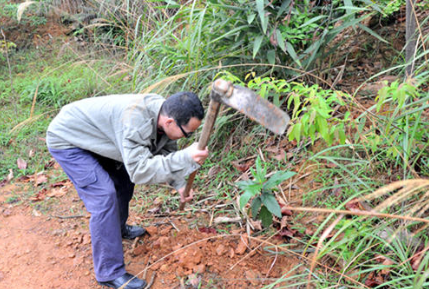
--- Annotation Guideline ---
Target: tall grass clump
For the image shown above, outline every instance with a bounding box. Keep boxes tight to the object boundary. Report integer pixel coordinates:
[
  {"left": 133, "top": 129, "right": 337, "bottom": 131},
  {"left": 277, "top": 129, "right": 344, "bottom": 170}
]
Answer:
[{"left": 44, "top": 0, "right": 402, "bottom": 94}]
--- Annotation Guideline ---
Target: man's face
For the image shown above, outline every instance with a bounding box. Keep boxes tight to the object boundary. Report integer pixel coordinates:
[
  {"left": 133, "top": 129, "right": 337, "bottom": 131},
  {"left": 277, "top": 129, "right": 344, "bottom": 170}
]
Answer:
[{"left": 165, "top": 117, "right": 202, "bottom": 140}]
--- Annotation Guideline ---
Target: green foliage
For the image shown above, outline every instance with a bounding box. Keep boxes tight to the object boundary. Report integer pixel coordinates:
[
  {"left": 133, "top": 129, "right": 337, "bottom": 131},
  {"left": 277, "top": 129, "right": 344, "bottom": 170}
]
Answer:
[
  {"left": 219, "top": 71, "right": 351, "bottom": 146},
  {"left": 200, "top": 0, "right": 388, "bottom": 70},
  {"left": 1, "top": 0, "right": 47, "bottom": 28},
  {"left": 236, "top": 157, "right": 295, "bottom": 227},
  {"left": 278, "top": 7, "right": 320, "bottom": 47},
  {"left": 379, "top": 0, "right": 405, "bottom": 17},
  {"left": 357, "top": 80, "right": 429, "bottom": 174},
  {"left": 0, "top": 45, "right": 130, "bottom": 181},
  {"left": 0, "top": 40, "right": 17, "bottom": 54},
  {"left": 287, "top": 83, "right": 351, "bottom": 145}
]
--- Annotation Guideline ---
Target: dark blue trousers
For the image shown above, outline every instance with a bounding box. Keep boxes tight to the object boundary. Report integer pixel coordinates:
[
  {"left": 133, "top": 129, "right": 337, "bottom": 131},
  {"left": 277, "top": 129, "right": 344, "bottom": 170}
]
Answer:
[{"left": 49, "top": 147, "right": 134, "bottom": 282}]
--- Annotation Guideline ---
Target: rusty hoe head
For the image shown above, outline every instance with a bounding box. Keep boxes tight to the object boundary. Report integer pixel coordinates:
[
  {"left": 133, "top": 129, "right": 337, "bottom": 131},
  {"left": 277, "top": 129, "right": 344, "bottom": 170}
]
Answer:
[{"left": 209, "top": 79, "right": 290, "bottom": 135}]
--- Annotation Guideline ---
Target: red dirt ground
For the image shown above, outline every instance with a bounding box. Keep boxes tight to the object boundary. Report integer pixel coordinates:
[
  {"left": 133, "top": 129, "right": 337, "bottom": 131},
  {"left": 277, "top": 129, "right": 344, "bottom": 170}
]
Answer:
[{"left": 0, "top": 176, "right": 302, "bottom": 289}]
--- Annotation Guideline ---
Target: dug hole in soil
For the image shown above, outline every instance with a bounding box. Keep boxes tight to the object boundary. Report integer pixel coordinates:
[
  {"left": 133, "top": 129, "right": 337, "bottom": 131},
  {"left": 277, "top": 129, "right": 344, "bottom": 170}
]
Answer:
[{"left": 0, "top": 178, "right": 301, "bottom": 289}]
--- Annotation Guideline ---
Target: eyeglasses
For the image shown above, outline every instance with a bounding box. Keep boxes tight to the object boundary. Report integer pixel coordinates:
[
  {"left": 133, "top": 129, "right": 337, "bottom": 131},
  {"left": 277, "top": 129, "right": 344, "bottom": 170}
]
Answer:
[{"left": 177, "top": 122, "right": 193, "bottom": 138}]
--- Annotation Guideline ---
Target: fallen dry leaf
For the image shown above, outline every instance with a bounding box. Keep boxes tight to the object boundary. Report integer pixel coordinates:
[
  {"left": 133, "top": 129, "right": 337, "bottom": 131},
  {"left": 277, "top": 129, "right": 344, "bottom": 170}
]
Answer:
[
  {"left": 188, "top": 273, "right": 201, "bottom": 288},
  {"left": 410, "top": 245, "right": 427, "bottom": 271},
  {"left": 280, "top": 216, "right": 288, "bottom": 230},
  {"left": 231, "top": 160, "right": 252, "bottom": 172},
  {"left": 28, "top": 149, "right": 35, "bottom": 158},
  {"left": 273, "top": 149, "right": 286, "bottom": 161},
  {"left": 0, "top": 179, "right": 7, "bottom": 188},
  {"left": 50, "top": 180, "right": 68, "bottom": 188},
  {"left": 207, "top": 165, "right": 220, "bottom": 179},
  {"left": 364, "top": 271, "right": 385, "bottom": 287},
  {"left": 214, "top": 216, "right": 242, "bottom": 225},
  {"left": 265, "top": 146, "right": 279, "bottom": 153},
  {"left": 148, "top": 205, "right": 161, "bottom": 214},
  {"left": 269, "top": 32, "right": 277, "bottom": 47},
  {"left": 17, "top": 175, "right": 30, "bottom": 182},
  {"left": 345, "top": 199, "right": 363, "bottom": 212},
  {"left": 30, "top": 188, "right": 47, "bottom": 202},
  {"left": 198, "top": 227, "right": 216, "bottom": 234},
  {"left": 33, "top": 173, "right": 48, "bottom": 186},
  {"left": 281, "top": 206, "right": 293, "bottom": 216},
  {"left": 7, "top": 169, "right": 14, "bottom": 181},
  {"left": 32, "top": 209, "right": 41, "bottom": 217},
  {"left": 17, "top": 158, "right": 27, "bottom": 170},
  {"left": 325, "top": 163, "right": 338, "bottom": 168},
  {"left": 305, "top": 228, "right": 314, "bottom": 235},
  {"left": 381, "top": 258, "right": 394, "bottom": 275},
  {"left": 332, "top": 177, "right": 341, "bottom": 197},
  {"left": 47, "top": 187, "right": 67, "bottom": 198},
  {"left": 239, "top": 171, "right": 249, "bottom": 180},
  {"left": 277, "top": 227, "right": 295, "bottom": 238},
  {"left": 249, "top": 219, "right": 262, "bottom": 231},
  {"left": 44, "top": 159, "right": 55, "bottom": 169}
]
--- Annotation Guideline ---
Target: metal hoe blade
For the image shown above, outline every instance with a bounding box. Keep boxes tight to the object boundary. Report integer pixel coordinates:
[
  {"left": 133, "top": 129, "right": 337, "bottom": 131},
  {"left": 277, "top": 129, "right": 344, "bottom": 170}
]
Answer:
[{"left": 217, "top": 84, "right": 290, "bottom": 135}]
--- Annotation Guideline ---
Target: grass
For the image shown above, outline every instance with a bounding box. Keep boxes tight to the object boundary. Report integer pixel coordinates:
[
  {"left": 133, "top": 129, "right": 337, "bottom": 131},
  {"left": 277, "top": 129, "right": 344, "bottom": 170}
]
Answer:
[
  {"left": 1, "top": 1, "right": 429, "bottom": 288},
  {"left": 0, "top": 42, "right": 133, "bottom": 181}
]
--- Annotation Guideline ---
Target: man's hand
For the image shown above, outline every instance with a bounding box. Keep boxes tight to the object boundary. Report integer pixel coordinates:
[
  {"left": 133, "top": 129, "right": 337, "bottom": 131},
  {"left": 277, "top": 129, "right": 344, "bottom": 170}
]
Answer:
[
  {"left": 178, "top": 186, "right": 193, "bottom": 203},
  {"left": 188, "top": 142, "right": 209, "bottom": 165}
]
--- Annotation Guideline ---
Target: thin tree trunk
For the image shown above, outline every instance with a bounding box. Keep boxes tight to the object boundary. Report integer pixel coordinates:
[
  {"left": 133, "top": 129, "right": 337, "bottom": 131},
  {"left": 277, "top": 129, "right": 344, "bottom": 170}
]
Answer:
[{"left": 405, "top": 0, "right": 417, "bottom": 77}]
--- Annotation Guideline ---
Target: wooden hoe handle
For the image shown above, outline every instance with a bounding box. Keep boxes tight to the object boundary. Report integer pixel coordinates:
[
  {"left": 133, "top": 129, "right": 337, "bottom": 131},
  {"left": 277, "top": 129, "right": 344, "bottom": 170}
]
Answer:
[{"left": 179, "top": 99, "right": 221, "bottom": 210}]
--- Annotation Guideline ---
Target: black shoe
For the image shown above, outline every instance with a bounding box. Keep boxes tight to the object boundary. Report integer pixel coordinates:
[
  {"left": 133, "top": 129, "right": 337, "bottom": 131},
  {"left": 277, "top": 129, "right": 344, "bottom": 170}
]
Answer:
[
  {"left": 98, "top": 272, "right": 147, "bottom": 289},
  {"left": 121, "top": 225, "right": 146, "bottom": 240}
]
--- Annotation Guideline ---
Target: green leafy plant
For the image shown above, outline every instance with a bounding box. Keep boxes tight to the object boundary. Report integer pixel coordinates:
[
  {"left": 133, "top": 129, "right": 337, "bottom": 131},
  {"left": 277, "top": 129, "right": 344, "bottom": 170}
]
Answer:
[
  {"left": 0, "top": 40, "right": 17, "bottom": 54},
  {"left": 380, "top": 0, "right": 405, "bottom": 17},
  {"left": 236, "top": 157, "right": 296, "bottom": 227},
  {"left": 358, "top": 80, "right": 428, "bottom": 173},
  {"left": 287, "top": 83, "right": 351, "bottom": 145},
  {"left": 217, "top": 72, "right": 351, "bottom": 146},
  {"left": 245, "top": 74, "right": 290, "bottom": 107}
]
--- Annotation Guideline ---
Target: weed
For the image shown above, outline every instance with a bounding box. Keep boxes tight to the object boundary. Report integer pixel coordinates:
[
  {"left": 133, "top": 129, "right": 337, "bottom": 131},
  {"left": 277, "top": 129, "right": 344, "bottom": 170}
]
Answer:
[
  {"left": 356, "top": 79, "right": 429, "bottom": 176},
  {"left": 5, "top": 196, "right": 19, "bottom": 204},
  {"left": 237, "top": 156, "right": 295, "bottom": 227},
  {"left": 218, "top": 71, "right": 351, "bottom": 146}
]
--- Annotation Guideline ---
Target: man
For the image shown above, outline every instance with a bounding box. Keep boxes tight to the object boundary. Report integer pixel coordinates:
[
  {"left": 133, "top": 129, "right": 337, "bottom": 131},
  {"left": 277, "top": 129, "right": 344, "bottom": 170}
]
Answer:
[{"left": 46, "top": 92, "right": 209, "bottom": 289}]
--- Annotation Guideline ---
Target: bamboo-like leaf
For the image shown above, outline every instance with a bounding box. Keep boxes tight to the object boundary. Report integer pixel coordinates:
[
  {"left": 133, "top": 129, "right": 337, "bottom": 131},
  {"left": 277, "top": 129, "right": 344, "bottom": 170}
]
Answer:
[
  {"left": 286, "top": 42, "right": 302, "bottom": 67},
  {"left": 276, "top": 0, "right": 292, "bottom": 18},
  {"left": 256, "top": 0, "right": 268, "bottom": 34},
  {"left": 357, "top": 23, "right": 388, "bottom": 44},
  {"left": 300, "top": 15, "right": 327, "bottom": 28},
  {"left": 343, "top": 0, "right": 355, "bottom": 18},
  {"left": 253, "top": 35, "right": 264, "bottom": 59},
  {"left": 276, "top": 29, "right": 286, "bottom": 52},
  {"left": 267, "top": 49, "right": 275, "bottom": 64},
  {"left": 248, "top": 13, "right": 256, "bottom": 24},
  {"left": 17, "top": 1, "right": 36, "bottom": 22}
]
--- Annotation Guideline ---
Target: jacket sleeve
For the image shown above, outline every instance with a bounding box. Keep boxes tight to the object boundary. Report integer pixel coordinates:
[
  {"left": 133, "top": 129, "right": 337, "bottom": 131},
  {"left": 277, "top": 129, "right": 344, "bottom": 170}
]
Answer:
[
  {"left": 159, "top": 139, "right": 178, "bottom": 156},
  {"left": 121, "top": 120, "right": 199, "bottom": 190}
]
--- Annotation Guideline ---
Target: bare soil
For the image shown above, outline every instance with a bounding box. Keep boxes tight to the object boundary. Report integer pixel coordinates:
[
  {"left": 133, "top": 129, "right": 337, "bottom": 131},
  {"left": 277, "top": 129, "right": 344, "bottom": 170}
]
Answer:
[{"left": 0, "top": 177, "right": 301, "bottom": 289}]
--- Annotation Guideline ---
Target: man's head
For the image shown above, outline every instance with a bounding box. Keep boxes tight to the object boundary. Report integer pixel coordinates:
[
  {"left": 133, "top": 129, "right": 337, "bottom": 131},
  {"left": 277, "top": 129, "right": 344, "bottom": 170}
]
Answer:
[{"left": 158, "top": 92, "right": 204, "bottom": 140}]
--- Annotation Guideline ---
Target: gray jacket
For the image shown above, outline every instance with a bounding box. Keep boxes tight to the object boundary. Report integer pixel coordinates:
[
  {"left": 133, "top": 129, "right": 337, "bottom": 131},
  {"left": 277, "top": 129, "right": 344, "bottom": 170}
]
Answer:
[{"left": 46, "top": 94, "right": 199, "bottom": 190}]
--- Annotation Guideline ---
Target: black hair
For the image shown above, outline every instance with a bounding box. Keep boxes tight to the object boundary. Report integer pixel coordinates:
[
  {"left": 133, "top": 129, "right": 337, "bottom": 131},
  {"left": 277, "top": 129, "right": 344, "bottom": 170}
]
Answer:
[{"left": 160, "top": 92, "right": 204, "bottom": 126}]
